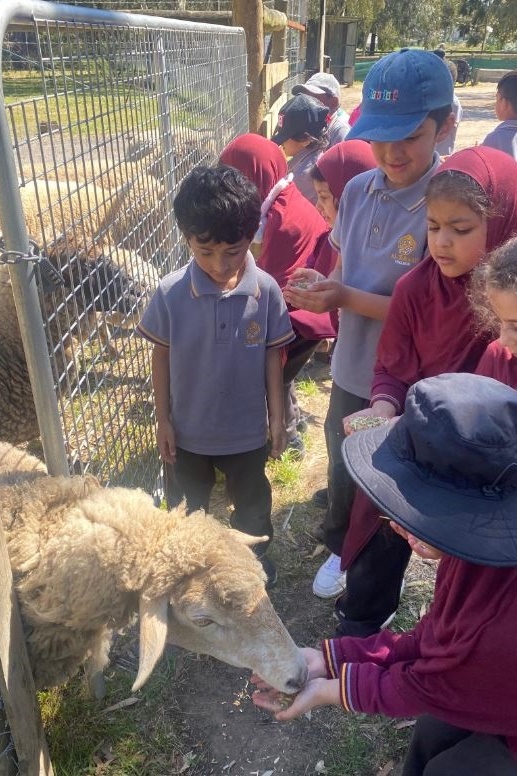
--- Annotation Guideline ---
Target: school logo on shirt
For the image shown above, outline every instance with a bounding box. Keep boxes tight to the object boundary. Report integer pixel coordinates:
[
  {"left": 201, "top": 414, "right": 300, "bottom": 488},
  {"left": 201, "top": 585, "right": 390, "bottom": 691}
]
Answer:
[
  {"left": 245, "top": 321, "right": 264, "bottom": 347},
  {"left": 392, "top": 233, "right": 419, "bottom": 266}
]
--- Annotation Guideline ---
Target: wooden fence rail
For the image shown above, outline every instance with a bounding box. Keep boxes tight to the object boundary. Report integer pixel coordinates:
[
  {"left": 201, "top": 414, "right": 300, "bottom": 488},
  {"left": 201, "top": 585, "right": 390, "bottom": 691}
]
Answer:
[{"left": 0, "top": 523, "right": 54, "bottom": 775}]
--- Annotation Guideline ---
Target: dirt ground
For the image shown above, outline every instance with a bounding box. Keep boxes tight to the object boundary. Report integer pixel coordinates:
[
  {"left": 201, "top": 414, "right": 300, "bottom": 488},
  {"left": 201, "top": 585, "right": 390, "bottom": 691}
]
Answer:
[{"left": 158, "top": 82, "right": 502, "bottom": 776}]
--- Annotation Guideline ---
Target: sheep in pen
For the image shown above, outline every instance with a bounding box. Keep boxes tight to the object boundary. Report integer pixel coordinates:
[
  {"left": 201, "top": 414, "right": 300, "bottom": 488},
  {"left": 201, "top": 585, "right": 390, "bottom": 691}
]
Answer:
[
  {"left": 0, "top": 172, "right": 164, "bottom": 445},
  {"left": 0, "top": 442, "right": 308, "bottom": 699}
]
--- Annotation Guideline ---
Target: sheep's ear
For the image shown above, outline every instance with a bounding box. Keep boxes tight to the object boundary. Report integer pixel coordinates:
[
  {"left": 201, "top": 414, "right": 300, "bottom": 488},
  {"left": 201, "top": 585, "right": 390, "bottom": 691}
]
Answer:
[
  {"left": 132, "top": 595, "right": 168, "bottom": 691},
  {"left": 227, "top": 530, "right": 269, "bottom": 547}
]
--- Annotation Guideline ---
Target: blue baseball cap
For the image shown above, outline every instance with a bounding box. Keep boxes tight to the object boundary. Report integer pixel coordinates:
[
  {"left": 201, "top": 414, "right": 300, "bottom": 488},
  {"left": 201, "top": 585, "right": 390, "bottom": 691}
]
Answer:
[{"left": 347, "top": 48, "right": 454, "bottom": 142}]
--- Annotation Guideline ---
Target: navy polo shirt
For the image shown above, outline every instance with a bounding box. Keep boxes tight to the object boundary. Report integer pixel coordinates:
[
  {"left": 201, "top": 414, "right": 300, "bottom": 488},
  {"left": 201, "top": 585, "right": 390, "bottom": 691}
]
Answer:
[{"left": 137, "top": 253, "right": 294, "bottom": 455}]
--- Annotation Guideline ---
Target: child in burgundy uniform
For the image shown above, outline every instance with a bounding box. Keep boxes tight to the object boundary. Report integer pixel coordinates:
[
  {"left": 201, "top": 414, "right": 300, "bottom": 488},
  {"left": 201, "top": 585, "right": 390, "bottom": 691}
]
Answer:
[
  {"left": 219, "top": 133, "right": 334, "bottom": 457},
  {"left": 252, "top": 374, "right": 517, "bottom": 776},
  {"left": 310, "top": 139, "right": 376, "bottom": 229},
  {"left": 472, "top": 236, "right": 517, "bottom": 383},
  {"left": 337, "top": 146, "right": 517, "bottom": 637},
  {"left": 220, "top": 134, "right": 374, "bottom": 457}
]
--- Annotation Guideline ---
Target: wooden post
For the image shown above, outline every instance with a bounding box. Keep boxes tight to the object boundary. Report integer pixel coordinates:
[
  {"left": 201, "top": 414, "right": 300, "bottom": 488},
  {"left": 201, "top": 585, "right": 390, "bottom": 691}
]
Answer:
[
  {"left": 318, "top": 0, "right": 326, "bottom": 72},
  {"left": 233, "top": 0, "right": 264, "bottom": 132},
  {"left": 270, "top": 0, "right": 288, "bottom": 108},
  {"left": 0, "top": 523, "right": 54, "bottom": 776}
]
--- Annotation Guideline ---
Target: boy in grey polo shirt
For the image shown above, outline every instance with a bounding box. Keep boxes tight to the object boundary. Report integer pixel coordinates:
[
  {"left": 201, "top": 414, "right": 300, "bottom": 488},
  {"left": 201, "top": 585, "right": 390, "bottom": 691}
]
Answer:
[
  {"left": 482, "top": 70, "right": 517, "bottom": 160},
  {"left": 284, "top": 49, "right": 455, "bottom": 598},
  {"left": 137, "top": 166, "right": 294, "bottom": 588}
]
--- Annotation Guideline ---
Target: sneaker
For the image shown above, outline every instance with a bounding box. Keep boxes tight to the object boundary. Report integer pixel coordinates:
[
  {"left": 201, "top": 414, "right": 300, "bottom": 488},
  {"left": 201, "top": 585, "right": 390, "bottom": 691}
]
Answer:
[
  {"left": 259, "top": 554, "right": 278, "bottom": 590},
  {"left": 286, "top": 435, "right": 306, "bottom": 460},
  {"left": 312, "top": 553, "right": 347, "bottom": 598},
  {"left": 312, "top": 488, "right": 328, "bottom": 510}
]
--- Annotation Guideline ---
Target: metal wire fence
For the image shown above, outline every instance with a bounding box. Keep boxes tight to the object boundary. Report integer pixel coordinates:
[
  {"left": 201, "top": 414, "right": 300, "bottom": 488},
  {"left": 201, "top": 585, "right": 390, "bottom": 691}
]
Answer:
[
  {"left": 0, "top": 0, "right": 248, "bottom": 492},
  {"left": 285, "top": 0, "right": 308, "bottom": 91}
]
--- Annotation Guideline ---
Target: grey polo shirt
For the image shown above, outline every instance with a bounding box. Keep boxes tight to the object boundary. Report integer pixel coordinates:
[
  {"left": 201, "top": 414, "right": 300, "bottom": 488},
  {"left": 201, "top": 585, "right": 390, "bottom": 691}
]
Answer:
[
  {"left": 137, "top": 253, "right": 294, "bottom": 455},
  {"left": 482, "top": 120, "right": 517, "bottom": 160},
  {"left": 329, "top": 153, "right": 440, "bottom": 399},
  {"left": 288, "top": 145, "right": 323, "bottom": 205},
  {"left": 328, "top": 108, "right": 350, "bottom": 146}
]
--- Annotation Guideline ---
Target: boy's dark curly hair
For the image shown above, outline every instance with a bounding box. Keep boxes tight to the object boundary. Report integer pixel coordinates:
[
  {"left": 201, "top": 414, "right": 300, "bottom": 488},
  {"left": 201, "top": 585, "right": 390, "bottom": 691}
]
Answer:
[
  {"left": 469, "top": 235, "right": 517, "bottom": 336},
  {"left": 173, "top": 165, "right": 261, "bottom": 244}
]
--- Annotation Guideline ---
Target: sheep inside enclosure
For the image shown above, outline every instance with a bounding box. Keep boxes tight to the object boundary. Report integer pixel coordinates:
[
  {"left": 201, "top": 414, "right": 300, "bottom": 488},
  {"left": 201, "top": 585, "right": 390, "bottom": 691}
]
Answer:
[
  {"left": 0, "top": 442, "right": 307, "bottom": 701},
  {"left": 0, "top": 4, "right": 248, "bottom": 489}
]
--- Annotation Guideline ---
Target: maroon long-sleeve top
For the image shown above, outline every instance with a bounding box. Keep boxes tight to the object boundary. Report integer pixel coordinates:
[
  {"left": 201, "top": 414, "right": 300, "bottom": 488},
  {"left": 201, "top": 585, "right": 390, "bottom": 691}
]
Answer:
[
  {"left": 323, "top": 556, "right": 517, "bottom": 761},
  {"left": 341, "top": 257, "right": 491, "bottom": 567}
]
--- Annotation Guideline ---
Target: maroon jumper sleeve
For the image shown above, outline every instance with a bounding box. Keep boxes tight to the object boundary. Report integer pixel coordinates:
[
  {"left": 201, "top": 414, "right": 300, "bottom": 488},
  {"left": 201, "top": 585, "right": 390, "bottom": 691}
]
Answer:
[{"left": 370, "top": 271, "right": 421, "bottom": 411}]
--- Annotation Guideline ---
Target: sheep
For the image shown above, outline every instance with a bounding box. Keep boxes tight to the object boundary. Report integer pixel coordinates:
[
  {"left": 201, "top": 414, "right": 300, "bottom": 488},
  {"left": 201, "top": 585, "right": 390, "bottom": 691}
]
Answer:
[
  {"left": 18, "top": 179, "right": 115, "bottom": 250},
  {"left": 0, "top": 444, "right": 307, "bottom": 699},
  {"left": 21, "top": 164, "right": 171, "bottom": 268},
  {"left": 0, "top": 232, "right": 157, "bottom": 443}
]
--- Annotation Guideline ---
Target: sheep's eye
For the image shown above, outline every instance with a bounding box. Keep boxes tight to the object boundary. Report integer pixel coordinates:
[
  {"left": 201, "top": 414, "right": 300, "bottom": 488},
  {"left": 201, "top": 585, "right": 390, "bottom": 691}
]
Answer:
[{"left": 193, "top": 617, "right": 214, "bottom": 628}]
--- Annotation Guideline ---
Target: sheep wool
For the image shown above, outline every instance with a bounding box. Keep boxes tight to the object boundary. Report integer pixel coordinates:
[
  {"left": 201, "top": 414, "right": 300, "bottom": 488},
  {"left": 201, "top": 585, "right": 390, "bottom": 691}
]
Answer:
[{"left": 0, "top": 444, "right": 307, "bottom": 697}]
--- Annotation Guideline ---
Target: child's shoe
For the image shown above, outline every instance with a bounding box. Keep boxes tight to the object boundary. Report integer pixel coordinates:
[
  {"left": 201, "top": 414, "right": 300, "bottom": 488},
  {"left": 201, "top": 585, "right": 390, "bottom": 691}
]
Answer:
[{"left": 312, "top": 553, "right": 347, "bottom": 598}]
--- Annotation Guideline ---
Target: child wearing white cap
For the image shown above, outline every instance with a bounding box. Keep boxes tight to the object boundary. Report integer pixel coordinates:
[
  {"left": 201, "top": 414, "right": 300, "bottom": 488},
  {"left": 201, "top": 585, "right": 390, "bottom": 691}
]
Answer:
[{"left": 292, "top": 72, "right": 350, "bottom": 146}]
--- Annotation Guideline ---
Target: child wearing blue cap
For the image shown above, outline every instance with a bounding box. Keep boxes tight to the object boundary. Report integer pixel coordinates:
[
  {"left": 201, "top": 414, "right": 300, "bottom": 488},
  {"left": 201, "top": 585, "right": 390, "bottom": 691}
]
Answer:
[{"left": 284, "top": 49, "right": 455, "bottom": 598}]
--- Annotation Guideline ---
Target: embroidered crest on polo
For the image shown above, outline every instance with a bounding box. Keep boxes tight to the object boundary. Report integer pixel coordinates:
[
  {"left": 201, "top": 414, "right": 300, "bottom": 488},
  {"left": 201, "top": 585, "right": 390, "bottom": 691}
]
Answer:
[
  {"left": 245, "top": 321, "right": 263, "bottom": 347},
  {"left": 392, "top": 233, "right": 418, "bottom": 265}
]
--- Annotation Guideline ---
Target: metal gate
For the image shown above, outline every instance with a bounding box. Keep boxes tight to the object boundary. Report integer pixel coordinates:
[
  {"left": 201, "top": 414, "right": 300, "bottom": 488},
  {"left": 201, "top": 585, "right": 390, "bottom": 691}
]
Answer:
[{"left": 0, "top": 0, "right": 248, "bottom": 490}]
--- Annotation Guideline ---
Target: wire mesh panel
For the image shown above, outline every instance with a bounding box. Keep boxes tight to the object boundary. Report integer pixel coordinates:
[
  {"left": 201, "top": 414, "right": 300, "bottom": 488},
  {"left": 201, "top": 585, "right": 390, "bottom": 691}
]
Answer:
[
  {"left": 0, "top": 1, "right": 248, "bottom": 491},
  {"left": 285, "top": 0, "right": 308, "bottom": 92},
  {"left": 42, "top": 1, "right": 233, "bottom": 7}
]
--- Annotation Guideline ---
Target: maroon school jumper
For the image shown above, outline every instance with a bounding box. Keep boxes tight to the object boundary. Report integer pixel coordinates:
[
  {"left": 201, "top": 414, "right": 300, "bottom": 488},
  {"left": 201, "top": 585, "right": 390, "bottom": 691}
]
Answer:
[
  {"left": 341, "top": 257, "right": 491, "bottom": 568},
  {"left": 220, "top": 133, "right": 337, "bottom": 341},
  {"left": 322, "top": 556, "right": 517, "bottom": 761},
  {"left": 476, "top": 339, "right": 517, "bottom": 384}
]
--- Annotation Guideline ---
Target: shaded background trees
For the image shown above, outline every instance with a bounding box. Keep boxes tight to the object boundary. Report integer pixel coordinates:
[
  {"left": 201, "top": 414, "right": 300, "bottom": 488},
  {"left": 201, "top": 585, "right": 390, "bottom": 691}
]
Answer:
[{"left": 308, "top": 0, "right": 517, "bottom": 51}]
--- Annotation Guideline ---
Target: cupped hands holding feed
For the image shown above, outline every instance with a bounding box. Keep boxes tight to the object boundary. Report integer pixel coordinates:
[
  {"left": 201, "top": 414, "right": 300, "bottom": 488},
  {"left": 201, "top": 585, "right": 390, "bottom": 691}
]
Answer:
[
  {"left": 251, "top": 647, "right": 338, "bottom": 721},
  {"left": 343, "top": 401, "right": 397, "bottom": 436},
  {"left": 284, "top": 268, "right": 345, "bottom": 313}
]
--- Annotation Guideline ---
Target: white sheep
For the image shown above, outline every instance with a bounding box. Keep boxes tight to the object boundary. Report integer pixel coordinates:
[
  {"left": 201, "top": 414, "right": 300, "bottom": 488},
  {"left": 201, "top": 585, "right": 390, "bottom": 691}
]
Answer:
[
  {"left": 0, "top": 444, "right": 307, "bottom": 698},
  {"left": 19, "top": 179, "right": 115, "bottom": 250},
  {"left": 21, "top": 164, "right": 170, "bottom": 268}
]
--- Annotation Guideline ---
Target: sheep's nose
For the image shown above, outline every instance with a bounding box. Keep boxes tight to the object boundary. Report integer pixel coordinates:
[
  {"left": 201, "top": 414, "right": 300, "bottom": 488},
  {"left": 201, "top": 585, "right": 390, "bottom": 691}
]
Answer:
[{"left": 285, "top": 665, "right": 309, "bottom": 692}]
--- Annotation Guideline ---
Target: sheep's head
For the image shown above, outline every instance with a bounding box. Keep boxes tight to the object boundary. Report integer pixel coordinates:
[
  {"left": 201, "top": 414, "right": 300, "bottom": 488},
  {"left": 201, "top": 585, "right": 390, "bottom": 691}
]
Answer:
[
  {"left": 46, "top": 237, "right": 155, "bottom": 322},
  {"left": 132, "top": 511, "right": 307, "bottom": 696}
]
